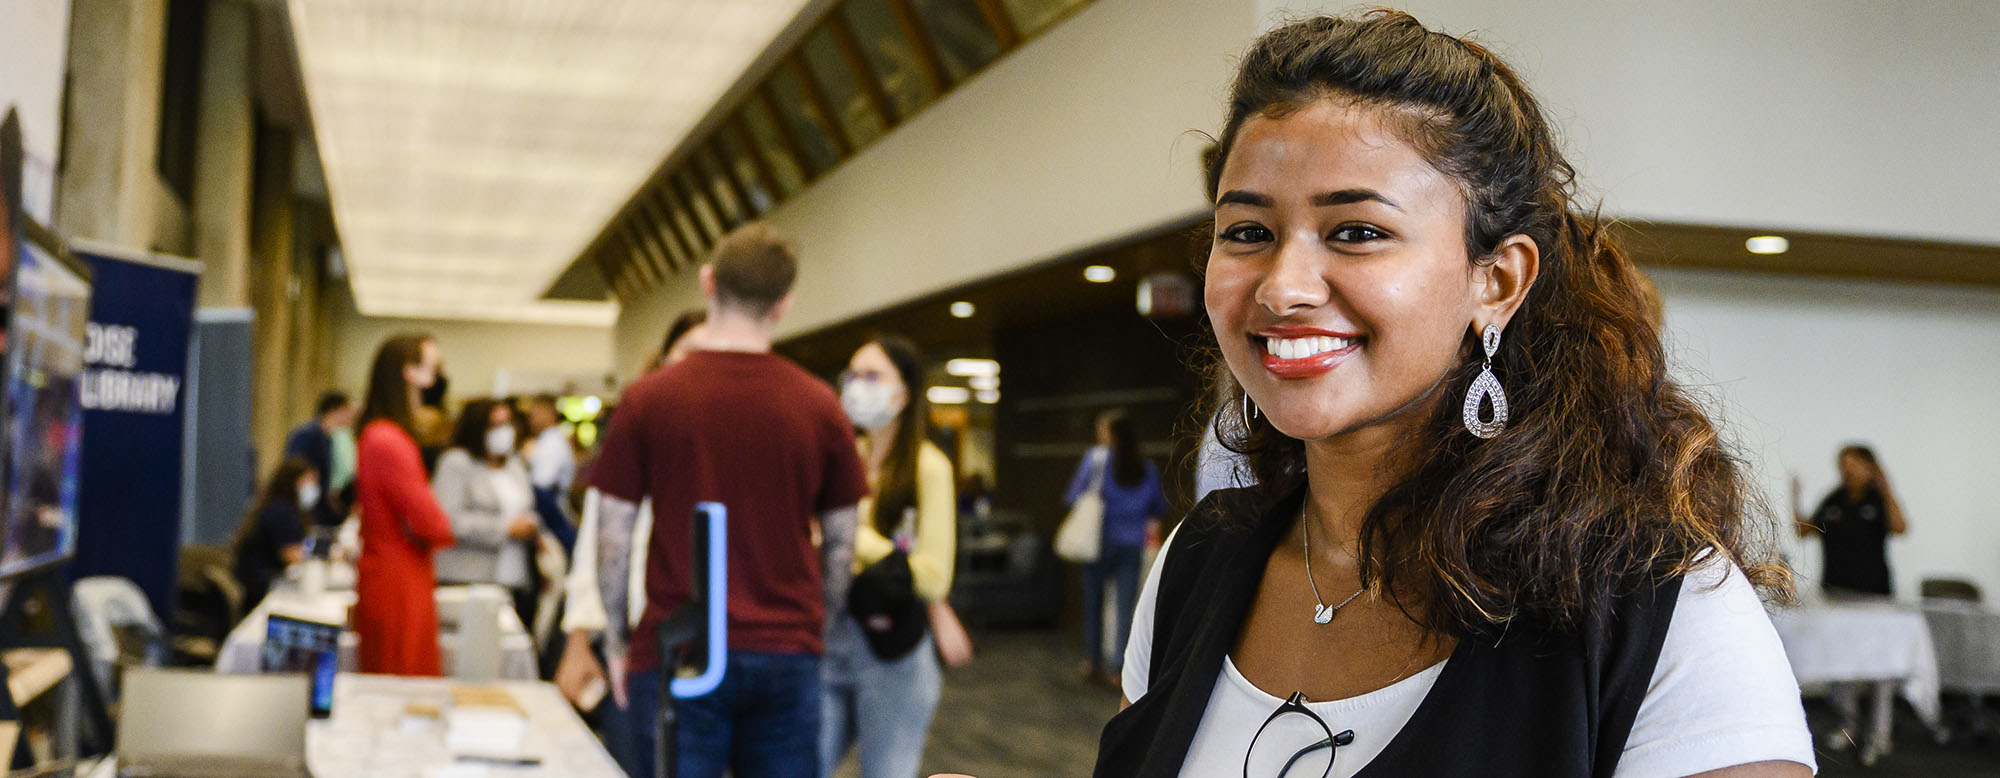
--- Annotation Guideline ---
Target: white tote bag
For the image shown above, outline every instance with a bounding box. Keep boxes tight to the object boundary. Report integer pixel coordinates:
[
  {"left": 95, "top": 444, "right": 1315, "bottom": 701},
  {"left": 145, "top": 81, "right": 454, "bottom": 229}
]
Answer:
[{"left": 1055, "top": 449, "right": 1108, "bottom": 564}]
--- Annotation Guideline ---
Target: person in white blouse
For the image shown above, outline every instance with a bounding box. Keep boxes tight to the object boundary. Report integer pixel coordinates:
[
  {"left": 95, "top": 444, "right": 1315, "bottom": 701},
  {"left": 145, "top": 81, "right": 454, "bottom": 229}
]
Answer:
[{"left": 431, "top": 398, "right": 540, "bottom": 624}]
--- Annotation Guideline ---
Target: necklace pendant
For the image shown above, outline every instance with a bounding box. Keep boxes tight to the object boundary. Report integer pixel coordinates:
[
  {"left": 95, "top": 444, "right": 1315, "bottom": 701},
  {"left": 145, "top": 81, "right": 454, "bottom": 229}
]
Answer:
[{"left": 1313, "top": 603, "right": 1334, "bottom": 624}]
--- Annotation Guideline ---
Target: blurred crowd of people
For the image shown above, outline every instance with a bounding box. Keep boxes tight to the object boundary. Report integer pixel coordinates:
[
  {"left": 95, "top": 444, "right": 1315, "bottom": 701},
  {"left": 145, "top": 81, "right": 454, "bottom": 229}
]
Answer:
[
  {"left": 224, "top": 223, "right": 1179, "bottom": 778},
  {"left": 218, "top": 212, "right": 1900, "bottom": 778}
]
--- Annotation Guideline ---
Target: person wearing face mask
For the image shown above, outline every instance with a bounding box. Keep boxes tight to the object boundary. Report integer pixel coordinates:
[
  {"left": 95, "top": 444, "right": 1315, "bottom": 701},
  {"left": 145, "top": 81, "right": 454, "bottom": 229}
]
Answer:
[
  {"left": 433, "top": 397, "right": 542, "bottom": 625},
  {"left": 353, "top": 334, "right": 457, "bottom": 676},
  {"left": 231, "top": 457, "right": 321, "bottom": 608},
  {"left": 821, "top": 335, "right": 959, "bottom": 778}
]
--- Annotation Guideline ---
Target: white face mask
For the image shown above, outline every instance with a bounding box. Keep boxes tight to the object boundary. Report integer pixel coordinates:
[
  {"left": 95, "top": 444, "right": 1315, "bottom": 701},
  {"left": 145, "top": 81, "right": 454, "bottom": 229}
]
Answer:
[
  {"left": 298, "top": 481, "right": 321, "bottom": 509},
  {"left": 485, "top": 425, "right": 517, "bottom": 457},
  {"left": 841, "top": 379, "right": 901, "bottom": 431}
]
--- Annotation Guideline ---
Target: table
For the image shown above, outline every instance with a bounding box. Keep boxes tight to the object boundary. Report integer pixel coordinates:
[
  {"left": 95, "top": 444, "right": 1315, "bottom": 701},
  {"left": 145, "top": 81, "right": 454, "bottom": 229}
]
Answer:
[
  {"left": 1918, "top": 599, "right": 2000, "bottom": 737},
  {"left": 82, "top": 675, "right": 622, "bottom": 778},
  {"left": 310, "top": 675, "right": 622, "bottom": 777},
  {"left": 1918, "top": 600, "right": 2000, "bottom": 694},
  {"left": 1771, "top": 597, "right": 1942, "bottom": 764},
  {"left": 217, "top": 584, "right": 536, "bottom": 681}
]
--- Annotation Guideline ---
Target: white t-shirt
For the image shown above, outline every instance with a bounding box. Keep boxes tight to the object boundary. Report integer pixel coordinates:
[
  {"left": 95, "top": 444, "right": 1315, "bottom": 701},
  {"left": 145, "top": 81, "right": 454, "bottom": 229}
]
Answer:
[
  {"left": 531, "top": 425, "right": 577, "bottom": 493},
  {"left": 1123, "top": 527, "right": 1817, "bottom": 778},
  {"left": 561, "top": 491, "right": 652, "bottom": 633},
  {"left": 489, "top": 468, "right": 536, "bottom": 590}
]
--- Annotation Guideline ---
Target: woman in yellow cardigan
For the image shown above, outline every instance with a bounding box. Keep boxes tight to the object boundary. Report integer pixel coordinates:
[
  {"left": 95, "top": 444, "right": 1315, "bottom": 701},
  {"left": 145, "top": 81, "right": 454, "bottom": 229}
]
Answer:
[{"left": 821, "top": 335, "right": 958, "bottom": 778}]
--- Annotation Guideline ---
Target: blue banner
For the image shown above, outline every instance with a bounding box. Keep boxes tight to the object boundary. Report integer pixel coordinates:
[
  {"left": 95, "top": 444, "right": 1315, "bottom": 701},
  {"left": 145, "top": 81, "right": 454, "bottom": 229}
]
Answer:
[{"left": 70, "top": 247, "right": 198, "bottom": 620}]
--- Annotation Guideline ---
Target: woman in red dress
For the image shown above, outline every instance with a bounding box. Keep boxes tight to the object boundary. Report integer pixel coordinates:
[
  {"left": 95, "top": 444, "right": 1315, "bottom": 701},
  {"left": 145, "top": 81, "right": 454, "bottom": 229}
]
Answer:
[{"left": 352, "top": 333, "right": 457, "bottom": 675}]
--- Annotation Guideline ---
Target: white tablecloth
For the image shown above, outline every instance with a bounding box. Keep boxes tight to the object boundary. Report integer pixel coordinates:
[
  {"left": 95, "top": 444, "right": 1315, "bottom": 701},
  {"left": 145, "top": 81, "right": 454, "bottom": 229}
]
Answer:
[
  {"left": 1770, "top": 598, "right": 1941, "bottom": 725},
  {"left": 1920, "top": 599, "right": 2000, "bottom": 694},
  {"left": 82, "top": 676, "right": 621, "bottom": 778},
  {"left": 217, "top": 583, "right": 537, "bottom": 681},
  {"left": 309, "top": 675, "right": 622, "bottom": 778}
]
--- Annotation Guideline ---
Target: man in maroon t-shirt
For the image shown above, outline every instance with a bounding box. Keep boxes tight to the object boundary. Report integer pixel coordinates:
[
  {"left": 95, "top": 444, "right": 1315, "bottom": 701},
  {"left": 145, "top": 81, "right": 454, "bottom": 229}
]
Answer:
[{"left": 591, "top": 224, "right": 867, "bottom": 778}]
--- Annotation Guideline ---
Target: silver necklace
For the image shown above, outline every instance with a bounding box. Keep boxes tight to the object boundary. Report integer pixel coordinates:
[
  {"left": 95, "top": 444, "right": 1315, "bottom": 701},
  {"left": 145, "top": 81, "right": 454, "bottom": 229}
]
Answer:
[{"left": 1302, "top": 512, "right": 1365, "bottom": 625}]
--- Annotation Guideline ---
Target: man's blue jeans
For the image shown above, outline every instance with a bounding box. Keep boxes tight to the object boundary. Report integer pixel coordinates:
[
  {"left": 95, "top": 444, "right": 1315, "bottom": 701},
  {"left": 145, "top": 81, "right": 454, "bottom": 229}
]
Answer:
[{"left": 627, "top": 651, "right": 823, "bottom": 778}]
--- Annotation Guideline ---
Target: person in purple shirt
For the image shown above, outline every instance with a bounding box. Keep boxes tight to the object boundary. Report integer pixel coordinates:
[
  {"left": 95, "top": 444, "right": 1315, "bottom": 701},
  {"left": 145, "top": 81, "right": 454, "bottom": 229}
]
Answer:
[{"left": 1064, "top": 409, "right": 1169, "bottom": 687}]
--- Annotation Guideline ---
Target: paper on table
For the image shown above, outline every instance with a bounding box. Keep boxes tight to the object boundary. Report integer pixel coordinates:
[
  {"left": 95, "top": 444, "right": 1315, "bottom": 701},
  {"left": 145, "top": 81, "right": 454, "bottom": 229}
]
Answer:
[
  {"left": 446, "top": 686, "right": 530, "bottom": 762},
  {"left": 266, "top": 593, "right": 349, "bottom": 627},
  {"left": 445, "top": 708, "right": 527, "bottom": 760}
]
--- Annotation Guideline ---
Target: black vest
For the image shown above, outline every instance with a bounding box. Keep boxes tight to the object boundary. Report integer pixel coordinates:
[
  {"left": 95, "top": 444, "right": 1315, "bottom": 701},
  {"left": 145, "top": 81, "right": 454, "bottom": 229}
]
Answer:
[{"left": 1094, "top": 488, "right": 1681, "bottom": 778}]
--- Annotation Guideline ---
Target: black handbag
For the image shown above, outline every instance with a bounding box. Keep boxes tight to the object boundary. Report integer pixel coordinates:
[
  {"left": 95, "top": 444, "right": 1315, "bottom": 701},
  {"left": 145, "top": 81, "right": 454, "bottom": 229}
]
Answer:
[{"left": 846, "top": 549, "right": 927, "bottom": 660}]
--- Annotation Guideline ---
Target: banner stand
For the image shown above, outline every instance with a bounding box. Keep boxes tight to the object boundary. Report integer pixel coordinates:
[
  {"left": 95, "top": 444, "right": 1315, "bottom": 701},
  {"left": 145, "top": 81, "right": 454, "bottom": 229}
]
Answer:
[{"left": 67, "top": 240, "right": 199, "bottom": 622}]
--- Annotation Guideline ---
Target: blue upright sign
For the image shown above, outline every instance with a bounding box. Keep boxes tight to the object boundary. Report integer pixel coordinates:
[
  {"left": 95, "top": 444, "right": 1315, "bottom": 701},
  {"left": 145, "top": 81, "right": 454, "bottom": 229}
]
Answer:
[{"left": 70, "top": 246, "right": 198, "bottom": 620}]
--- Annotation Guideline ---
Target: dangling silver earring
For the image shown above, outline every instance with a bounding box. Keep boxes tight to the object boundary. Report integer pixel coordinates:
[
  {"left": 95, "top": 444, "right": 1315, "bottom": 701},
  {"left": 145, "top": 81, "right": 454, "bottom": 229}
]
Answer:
[
  {"left": 1462, "top": 324, "right": 1508, "bottom": 439},
  {"left": 1243, "top": 392, "right": 1260, "bottom": 422}
]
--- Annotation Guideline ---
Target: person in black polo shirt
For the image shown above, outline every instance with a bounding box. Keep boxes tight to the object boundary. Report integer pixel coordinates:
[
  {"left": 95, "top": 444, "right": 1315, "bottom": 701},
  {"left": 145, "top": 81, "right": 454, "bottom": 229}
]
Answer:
[{"left": 1794, "top": 445, "right": 1909, "bottom": 596}]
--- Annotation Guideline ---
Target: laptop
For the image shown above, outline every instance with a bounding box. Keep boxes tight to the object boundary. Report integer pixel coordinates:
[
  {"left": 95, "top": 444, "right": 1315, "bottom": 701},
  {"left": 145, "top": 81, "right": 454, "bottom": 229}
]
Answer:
[{"left": 115, "top": 668, "right": 312, "bottom": 778}]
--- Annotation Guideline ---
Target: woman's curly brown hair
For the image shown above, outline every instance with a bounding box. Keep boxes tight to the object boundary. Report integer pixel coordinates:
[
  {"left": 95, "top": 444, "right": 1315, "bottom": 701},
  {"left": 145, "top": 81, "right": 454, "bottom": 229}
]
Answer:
[{"left": 1204, "top": 11, "right": 1790, "bottom": 635}]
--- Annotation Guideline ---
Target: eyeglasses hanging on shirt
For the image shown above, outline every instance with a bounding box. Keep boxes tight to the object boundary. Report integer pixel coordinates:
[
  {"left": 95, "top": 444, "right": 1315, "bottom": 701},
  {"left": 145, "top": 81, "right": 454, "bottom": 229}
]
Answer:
[{"left": 1244, "top": 690, "right": 1355, "bottom": 778}]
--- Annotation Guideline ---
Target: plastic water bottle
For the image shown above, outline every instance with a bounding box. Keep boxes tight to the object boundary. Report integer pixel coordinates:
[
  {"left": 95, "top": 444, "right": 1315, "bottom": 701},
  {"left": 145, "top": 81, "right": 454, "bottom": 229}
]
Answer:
[
  {"left": 300, "top": 559, "right": 326, "bottom": 599},
  {"left": 455, "top": 586, "right": 504, "bottom": 682}
]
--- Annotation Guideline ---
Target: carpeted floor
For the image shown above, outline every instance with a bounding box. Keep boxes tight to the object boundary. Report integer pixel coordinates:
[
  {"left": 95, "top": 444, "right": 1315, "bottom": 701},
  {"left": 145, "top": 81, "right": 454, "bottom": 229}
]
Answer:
[
  {"left": 832, "top": 630, "right": 1120, "bottom": 778},
  {"left": 837, "top": 628, "right": 2000, "bottom": 778}
]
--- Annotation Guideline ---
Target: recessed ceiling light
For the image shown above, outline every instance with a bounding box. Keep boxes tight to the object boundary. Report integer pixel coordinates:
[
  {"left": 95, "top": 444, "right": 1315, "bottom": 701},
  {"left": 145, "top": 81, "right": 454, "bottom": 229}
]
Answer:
[
  {"left": 1745, "top": 235, "right": 1790, "bottom": 255},
  {"left": 946, "top": 358, "right": 1000, "bottom": 377},
  {"left": 927, "top": 386, "right": 971, "bottom": 405},
  {"left": 968, "top": 375, "right": 999, "bottom": 391},
  {"left": 975, "top": 389, "right": 1000, "bottom": 404},
  {"left": 1084, "top": 265, "right": 1116, "bottom": 283},
  {"left": 950, "top": 301, "right": 976, "bottom": 318}
]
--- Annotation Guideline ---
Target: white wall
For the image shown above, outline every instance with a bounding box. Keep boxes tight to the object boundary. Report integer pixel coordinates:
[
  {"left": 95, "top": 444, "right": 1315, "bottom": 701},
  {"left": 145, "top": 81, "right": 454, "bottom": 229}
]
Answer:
[
  {"left": 609, "top": 0, "right": 2000, "bottom": 593},
  {"left": 1654, "top": 268, "right": 2000, "bottom": 600},
  {"left": 1266, "top": 0, "right": 2000, "bottom": 246},
  {"left": 615, "top": 0, "right": 1256, "bottom": 377},
  {"left": 0, "top": 0, "right": 71, "bottom": 220},
  {"left": 622, "top": 0, "right": 2000, "bottom": 372},
  {"left": 332, "top": 308, "right": 614, "bottom": 403}
]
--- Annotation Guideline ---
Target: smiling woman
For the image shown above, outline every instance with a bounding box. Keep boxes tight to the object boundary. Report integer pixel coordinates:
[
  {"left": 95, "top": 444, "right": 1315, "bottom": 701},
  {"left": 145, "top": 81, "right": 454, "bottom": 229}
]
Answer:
[{"left": 1083, "top": 11, "right": 1816, "bottom": 778}]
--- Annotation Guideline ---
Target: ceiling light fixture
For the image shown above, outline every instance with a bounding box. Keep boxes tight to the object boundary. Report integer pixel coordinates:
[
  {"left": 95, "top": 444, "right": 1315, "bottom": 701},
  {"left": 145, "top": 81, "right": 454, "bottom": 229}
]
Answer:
[
  {"left": 950, "top": 301, "right": 976, "bottom": 318},
  {"left": 945, "top": 359, "right": 1000, "bottom": 377},
  {"left": 968, "top": 375, "right": 999, "bottom": 391},
  {"left": 1084, "top": 265, "right": 1117, "bottom": 283},
  {"left": 287, "top": 0, "right": 811, "bottom": 322},
  {"left": 975, "top": 389, "right": 1000, "bottom": 404},
  {"left": 1745, "top": 235, "right": 1790, "bottom": 255},
  {"left": 927, "top": 386, "right": 971, "bottom": 405}
]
